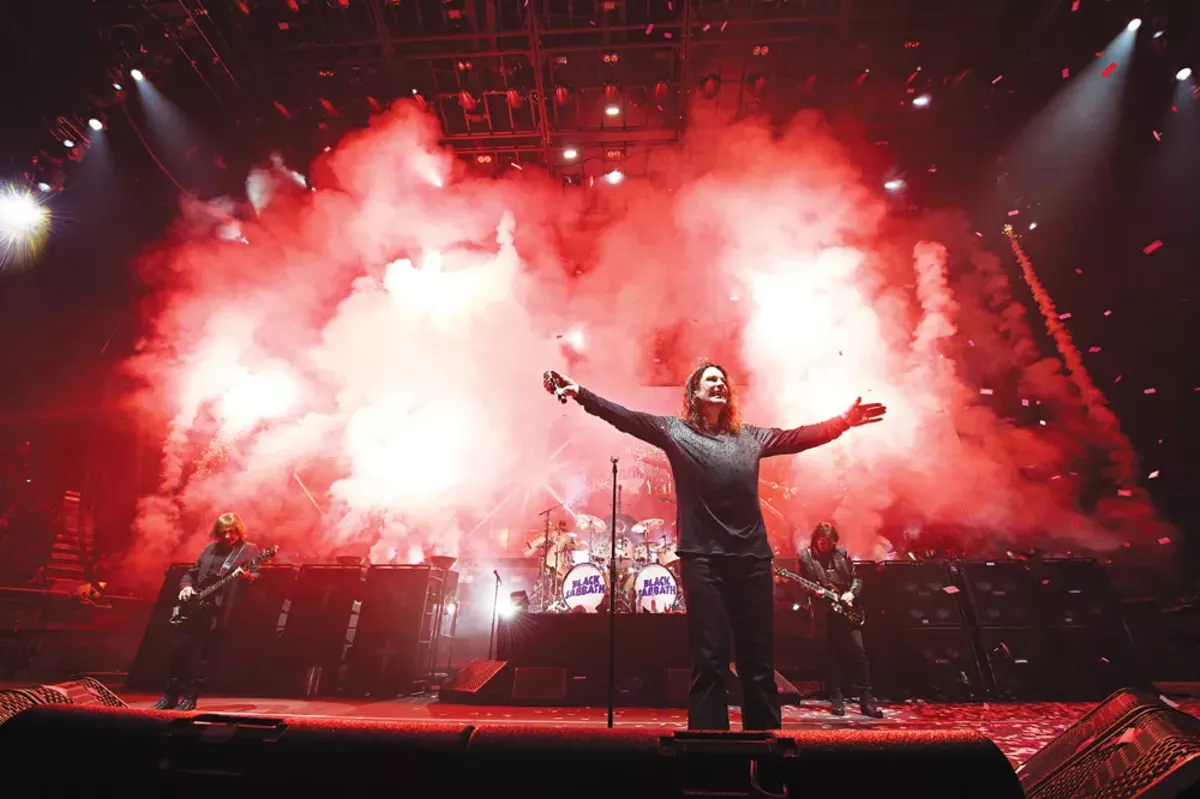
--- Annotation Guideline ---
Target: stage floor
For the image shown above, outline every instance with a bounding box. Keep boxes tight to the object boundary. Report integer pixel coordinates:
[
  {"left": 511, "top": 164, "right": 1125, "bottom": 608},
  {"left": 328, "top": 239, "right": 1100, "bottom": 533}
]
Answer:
[{"left": 111, "top": 691, "right": 1200, "bottom": 769}]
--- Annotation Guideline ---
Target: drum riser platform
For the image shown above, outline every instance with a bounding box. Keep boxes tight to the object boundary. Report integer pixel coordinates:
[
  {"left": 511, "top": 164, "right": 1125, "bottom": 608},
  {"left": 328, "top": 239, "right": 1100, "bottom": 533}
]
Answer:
[{"left": 440, "top": 613, "right": 798, "bottom": 707}]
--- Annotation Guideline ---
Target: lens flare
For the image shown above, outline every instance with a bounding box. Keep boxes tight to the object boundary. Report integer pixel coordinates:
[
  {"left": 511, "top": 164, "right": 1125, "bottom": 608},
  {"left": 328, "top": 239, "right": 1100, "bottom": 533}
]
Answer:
[{"left": 0, "top": 184, "right": 51, "bottom": 267}]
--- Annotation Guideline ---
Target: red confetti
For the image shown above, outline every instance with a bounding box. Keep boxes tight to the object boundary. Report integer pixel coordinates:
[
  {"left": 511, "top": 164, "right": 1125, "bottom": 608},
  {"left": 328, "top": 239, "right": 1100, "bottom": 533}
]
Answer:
[
  {"left": 1088, "top": 346, "right": 1101, "bottom": 353},
  {"left": 702, "top": 23, "right": 710, "bottom": 31},
  {"left": 1021, "top": 399, "right": 1030, "bottom": 407},
  {"left": 928, "top": 166, "right": 938, "bottom": 173},
  {"left": 1071, "top": 0, "right": 1080, "bottom": 9},
  {"left": 1075, "top": 268, "right": 1083, "bottom": 274},
  {"left": 1148, "top": 470, "right": 1160, "bottom": 479},
  {"left": 979, "top": 388, "right": 995, "bottom": 396},
  {"left": 1062, "top": 68, "right": 1071, "bottom": 79},
  {"left": 1117, "top": 489, "right": 1133, "bottom": 497},
  {"left": 1008, "top": 209, "right": 1021, "bottom": 216},
  {"left": 1058, "top": 312, "right": 1072, "bottom": 319},
  {"left": 720, "top": 20, "right": 728, "bottom": 31},
  {"left": 1114, "top": 375, "right": 1122, "bottom": 383},
  {"left": 992, "top": 75, "right": 1004, "bottom": 85},
  {"left": 942, "top": 586, "right": 959, "bottom": 595},
  {"left": 1157, "top": 537, "right": 1171, "bottom": 546},
  {"left": 663, "top": 32, "right": 672, "bottom": 38},
  {"left": 1153, "top": 131, "right": 1162, "bottom": 141},
  {"left": 1104, "top": 309, "right": 1112, "bottom": 316},
  {"left": 1144, "top": 388, "right": 1157, "bottom": 395},
  {"left": 645, "top": 24, "right": 653, "bottom": 34},
  {"left": 1101, "top": 62, "right": 1118, "bottom": 78},
  {"left": 1143, "top": 240, "right": 1163, "bottom": 254}
]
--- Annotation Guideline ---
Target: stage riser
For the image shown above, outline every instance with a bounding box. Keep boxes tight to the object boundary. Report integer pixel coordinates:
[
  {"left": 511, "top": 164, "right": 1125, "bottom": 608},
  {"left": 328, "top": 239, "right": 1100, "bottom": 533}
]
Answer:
[{"left": 0, "top": 706, "right": 1024, "bottom": 799}]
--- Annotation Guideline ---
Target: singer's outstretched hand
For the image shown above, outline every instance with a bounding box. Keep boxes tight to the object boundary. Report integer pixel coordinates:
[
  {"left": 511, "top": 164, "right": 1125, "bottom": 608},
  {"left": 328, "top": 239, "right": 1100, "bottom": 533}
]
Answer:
[
  {"left": 543, "top": 370, "right": 580, "bottom": 400},
  {"left": 843, "top": 397, "right": 887, "bottom": 427}
]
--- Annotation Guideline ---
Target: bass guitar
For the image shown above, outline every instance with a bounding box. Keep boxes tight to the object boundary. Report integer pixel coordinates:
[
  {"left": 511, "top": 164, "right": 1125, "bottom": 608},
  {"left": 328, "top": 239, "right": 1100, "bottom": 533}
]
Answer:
[
  {"left": 774, "top": 566, "right": 865, "bottom": 627},
  {"left": 170, "top": 546, "right": 278, "bottom": 625}
]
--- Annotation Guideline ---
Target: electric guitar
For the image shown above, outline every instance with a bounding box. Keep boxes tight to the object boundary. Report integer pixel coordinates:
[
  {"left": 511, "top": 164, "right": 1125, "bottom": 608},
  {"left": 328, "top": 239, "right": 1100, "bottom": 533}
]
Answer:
[
  {"left": 170, "top": 546, "right": 278, "bottom": 625},
  {"left": 774, "top": 566, "right": 865, "bottom": 627}
]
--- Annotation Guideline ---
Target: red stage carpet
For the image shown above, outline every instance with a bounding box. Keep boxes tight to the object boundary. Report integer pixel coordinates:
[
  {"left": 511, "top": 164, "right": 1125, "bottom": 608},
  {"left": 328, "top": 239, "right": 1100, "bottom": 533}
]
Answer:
[{"left": 114, "top": 692, "right": 1200, "bottom": 769}]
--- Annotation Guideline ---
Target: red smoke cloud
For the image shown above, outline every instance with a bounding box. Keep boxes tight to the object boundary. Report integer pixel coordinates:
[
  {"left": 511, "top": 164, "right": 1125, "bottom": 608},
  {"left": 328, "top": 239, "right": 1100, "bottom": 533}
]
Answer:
[{"left": 118, "top": 102, "right": 1169, "bottom": 586}]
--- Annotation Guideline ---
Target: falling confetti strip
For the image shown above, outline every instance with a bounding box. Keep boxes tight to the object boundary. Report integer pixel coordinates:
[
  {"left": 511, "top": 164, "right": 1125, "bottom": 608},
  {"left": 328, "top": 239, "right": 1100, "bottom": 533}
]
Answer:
[
  {"left": 992, "top": 75, "right": 1004, "bottom": 85},
  {"left": 1118, "top": 489, "right": 1133, "bottom": 497},
  {"left": 1143, "top": 388, "right": 1157, "bottom": 395},
  {"left": 1021, "top": 399, "right": 1030, "bottom": 407},
  {"left": 1148, "top": 470, "right": 1160, "bottom": 479},
  {"left": 1158, "top": 537, "right": 1171, "bottom": 545},
  {"left": 1071, "top": 0, "right": 1080, "bottom": 10},
  {"left": 943, "top": 586, "right": 960, "bottom": 595},
  {"left": 1088, "top": 346, "right": 1101, "bottom": 353},
  {"left": 1007, "top": 209, "right": 1021, "bottom": 216},
  {"left": 1143, "top": 240, "right": 1163, "bottom": 254},
  {"left": 1153, "top": 131, "right": 1162, "bottom": 141},
  {"left": 1104, "top": 310, "right": 1113, "bottom": 316},
  {"left": 1062, "top": 68, "right": 1071, "bottom": 79},
  {"left": 1058, "top": 312, "right": 1072, "bottom": 319},
  {"left": 1115, "top": 375, "right": 1122, "bottom": 383},
  {"left": 980, "top": 388, "right": 995, "bottom": 395},
  {"left": 1101, "top": 62, "right": 1119, "bottom": 79}
]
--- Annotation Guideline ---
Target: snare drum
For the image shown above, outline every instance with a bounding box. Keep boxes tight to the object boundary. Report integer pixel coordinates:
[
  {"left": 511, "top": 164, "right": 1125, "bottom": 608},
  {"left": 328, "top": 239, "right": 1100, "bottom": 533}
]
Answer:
[
  {"left": 632, "top": 563, "right": 678, "bottom": 613},
  {"left": 562, "top": 562, "right": 608, "bottom": 612}
]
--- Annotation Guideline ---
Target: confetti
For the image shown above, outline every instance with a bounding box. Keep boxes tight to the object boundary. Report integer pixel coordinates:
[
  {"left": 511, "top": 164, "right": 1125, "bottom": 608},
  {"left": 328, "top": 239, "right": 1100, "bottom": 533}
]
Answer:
[
  {"left": 1144, "top": 388, "right": 1157, "bottom": 394},
  {"left": 1058, "top": 312, "right": 1072, "bottom": 319},
  {"left": 1104, "top": 309, "right": 1112, "bottom": 316},
  {"left": 1038, "top": 420, "right": 1046, "bottom": 426},
  {"left": 1007, "top": 209, "right": 1021, "bottom": 216},
  {"left": 992, "top": 75, "right": 1004, "bottom": 85},
  {"left": 1021, "top": 399, "right": 1030, "bottom": 407},
  {"left": 1101, "top": 62, "right": 1119, "bottom": 79},
  {"left": 1153, "top": 131, "right": 1162, "bottom": 141},
  {"left": 720, "top": 20, "right": 728, "bottom": 31},
  {"left": 942, "top": 586, "right": 960, "bottom": 595},
  {"left": 702, "top": 23, "right": 710, "bottom": 31},
  {"left": 968, "top": 339, "right": 976, "bottom": 346},
  {"left": 1143, "top": 240, "right": 1163, "bottom": 254},
  {"left": 1062, "top": 68, "right": 1071, "bottom": 79},
  {"left": 979, "top": 388, "right": 994, "bottom": 395},
  {"left": 1117, "top": 489, "right": 1133, "bottom": 497},
  {"left": 1088, "top": 346, "right": 1101, "bottom": 353},
  {"left": 1158, "top": 537, "right": 1171, "bottom": 545},
  {"left": 1148, "top": 470, "right": 1160, "bottom": 479},
  {"left": 645, "top": 24, "right": 653, "bottom": 34},
  {"left": 1071, "top": 0, "right": 1080, "bottom": 10},
  {"left": 1075, "top": 268, "right": 1083, "bottom": 274},
  {"left": 1114, "top": 375, "right": 1122, "bottom": 383}
]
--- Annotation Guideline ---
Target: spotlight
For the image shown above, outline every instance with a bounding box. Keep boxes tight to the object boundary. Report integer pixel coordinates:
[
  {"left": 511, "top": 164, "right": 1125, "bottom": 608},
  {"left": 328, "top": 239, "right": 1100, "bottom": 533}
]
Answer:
[
  {"left": 912, "top": 94, "right": 932, "bottom": 108},
  {"left": 604, "top": 170, "right": 624, "bottom": 185},
  {"left": 563, "top": 148, "right": 578, "bottom": 160},
  {"left": 1178, "top": 67, "right": 1193, "bottom": 81},
  {"left": 604, "top": 105, "right": 620, "bottom": 117},
  {"left": 509, "top": 590, "right": 530, "bottom": 614},
  {"left": 130, "top": 68, "right": 145, "bottom": 81},
  {"left": 88, "top": 118, "right": 103, "bottom": 131},
  {"left": 62, "top": 139, "right": 76, "bottom": 149},
  {"left": 112, "top": 83, "right": 123, "bottom": 91},
  {"left": 883, "top": 178, "right": 906, "bottom": 192},
  {"left": 1127, "top": 19, "right": 1141, "bottom": 32},
  {"left": 0, "top": 185, "right": 50, "bottom": 240}
]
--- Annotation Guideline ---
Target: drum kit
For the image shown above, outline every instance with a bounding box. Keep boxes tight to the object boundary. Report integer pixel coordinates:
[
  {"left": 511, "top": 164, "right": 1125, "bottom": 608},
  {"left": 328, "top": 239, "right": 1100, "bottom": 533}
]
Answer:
[{"left": 523, "top": 512, "right": 685, "bottom": 614}]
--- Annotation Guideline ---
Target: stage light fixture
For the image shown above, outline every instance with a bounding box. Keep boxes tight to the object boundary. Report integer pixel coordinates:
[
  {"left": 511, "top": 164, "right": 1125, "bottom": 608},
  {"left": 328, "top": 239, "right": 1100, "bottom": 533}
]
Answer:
[
  {"left": 604, "top": 170, "right": 624, "bottom": 185},
  {"left": 1127, "top": 19, "right": 1141, "bottom": 32},
  {"left": 912, "top": 94, "right": 932, "bottom": 108},
  {"left": 1178, "top": 67, "right": 1193, "bottom": 81},
  {"left": 88, "top": 118, "right": 103, "bottom": 131},
  {"left": 130, "top": 68, "right": 145, "bottom": 81},
  {"left": 563, "top": 148, "right": 578, "bottom": 160},
  {"left": 604, "top": 105, "right": 620, "bottom": 116}
]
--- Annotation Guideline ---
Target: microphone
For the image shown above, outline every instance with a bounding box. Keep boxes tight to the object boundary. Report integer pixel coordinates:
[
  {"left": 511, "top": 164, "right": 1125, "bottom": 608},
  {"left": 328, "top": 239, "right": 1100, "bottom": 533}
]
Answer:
[
  {"left": 493, "top": 570, "right": 502, "bottom": 585},
  {"left": 543, "top": 370, "right": 569, "bottom": 404}
]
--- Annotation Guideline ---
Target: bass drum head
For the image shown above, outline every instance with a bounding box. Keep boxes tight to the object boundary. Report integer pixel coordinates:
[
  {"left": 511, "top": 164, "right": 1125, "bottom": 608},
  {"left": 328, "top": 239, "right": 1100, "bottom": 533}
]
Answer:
[
  {"left": 633, "top": 564, "right": 678, "bottom": 613},
  {"left": 562, "top": 562, "right": 607, "bottom": 612}
]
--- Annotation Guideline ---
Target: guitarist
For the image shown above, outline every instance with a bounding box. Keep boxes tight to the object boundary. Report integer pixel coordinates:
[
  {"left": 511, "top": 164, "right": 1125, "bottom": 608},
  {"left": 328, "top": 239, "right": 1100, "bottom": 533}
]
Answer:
[
  {"left": 797, "top": 522, "right": 883, "bottom": 718},
  {"left": 153, "top": 512, "right": 262, "bottom": 711}
]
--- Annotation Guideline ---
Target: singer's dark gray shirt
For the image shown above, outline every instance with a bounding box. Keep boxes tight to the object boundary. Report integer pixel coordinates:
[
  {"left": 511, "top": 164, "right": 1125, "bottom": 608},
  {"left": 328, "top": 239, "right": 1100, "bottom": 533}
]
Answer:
[{"left": 577, "top": 388, "right": 849, "bottom": 558}]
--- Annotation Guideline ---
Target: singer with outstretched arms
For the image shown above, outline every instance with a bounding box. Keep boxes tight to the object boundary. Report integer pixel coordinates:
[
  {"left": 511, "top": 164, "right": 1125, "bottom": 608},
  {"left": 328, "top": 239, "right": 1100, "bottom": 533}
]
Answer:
[{"left": 543, "top": 364, "right": 886, "bottom": 732}]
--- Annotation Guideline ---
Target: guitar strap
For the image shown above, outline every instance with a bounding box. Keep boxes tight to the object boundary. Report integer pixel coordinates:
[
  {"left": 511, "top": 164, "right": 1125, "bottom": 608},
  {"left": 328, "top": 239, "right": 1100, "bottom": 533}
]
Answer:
[{"left": 217, "top": 543, "right": 247, "bottom": 578}]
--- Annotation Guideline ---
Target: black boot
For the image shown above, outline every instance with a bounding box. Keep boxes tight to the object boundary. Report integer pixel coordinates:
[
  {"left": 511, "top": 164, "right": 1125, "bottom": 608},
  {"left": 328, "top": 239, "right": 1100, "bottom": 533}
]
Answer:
[
  {"left": 829, "top": 689, "right": 845, "bottom": 717},
  {"left": 152, "top": 679, "right": 182, "bottom": 710},
  {"left": 859, "top": 689, "right": 884, "bottom": 719},
  {"left": 175, "top": 675, "right": 205, "bottom": 712}
]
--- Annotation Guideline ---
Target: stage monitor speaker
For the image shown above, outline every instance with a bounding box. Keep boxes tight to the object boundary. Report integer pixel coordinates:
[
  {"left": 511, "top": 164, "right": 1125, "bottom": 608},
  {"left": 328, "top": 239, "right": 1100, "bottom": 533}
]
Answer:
[
  {"left": 1021, "top": 695, "right": 1200, "bottom": 799},
  {"left": 438, "top": 659, "right": 511, "bottom": 704},
  {"left": 0, "top": 706, "right": 1023, "bottom": 799},
  {"left": 0, "top": 677, "right": 127, "bottom": 727},
  {"left": 1017, "top": 688, "right": 1166, "bottom": 795}
]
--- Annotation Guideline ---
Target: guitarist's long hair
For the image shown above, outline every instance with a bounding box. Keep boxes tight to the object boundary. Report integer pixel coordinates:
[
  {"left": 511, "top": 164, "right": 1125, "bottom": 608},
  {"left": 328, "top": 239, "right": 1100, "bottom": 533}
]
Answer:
[
  {"left": 810, "top": 522, "right": 839, "bottom": 548},
  {"left": 209, "top": 512, "right": 247, "bottom": 540},
  {"left": 681, "top": 362, "right": 742, "bottom": 435}
]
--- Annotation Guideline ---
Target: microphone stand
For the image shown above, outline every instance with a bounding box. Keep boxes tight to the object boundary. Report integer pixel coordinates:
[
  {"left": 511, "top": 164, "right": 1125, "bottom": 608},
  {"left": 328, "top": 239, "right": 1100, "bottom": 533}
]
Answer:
[
  {"left": 489, "top": 571, "right": 502, "bottom": 660},
  {"left": 608, "top": 456, "right": 618, "bottom": 729}
]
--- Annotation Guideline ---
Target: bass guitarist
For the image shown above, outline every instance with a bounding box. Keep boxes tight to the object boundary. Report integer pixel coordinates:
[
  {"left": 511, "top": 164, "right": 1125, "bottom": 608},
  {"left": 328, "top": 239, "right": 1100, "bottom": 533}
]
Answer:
[
  {"left": 796, "top": 522, "right": 883, "bottom": 718},
  {"left": 153, "top": 512, "right": 262, "bottom": 711}
]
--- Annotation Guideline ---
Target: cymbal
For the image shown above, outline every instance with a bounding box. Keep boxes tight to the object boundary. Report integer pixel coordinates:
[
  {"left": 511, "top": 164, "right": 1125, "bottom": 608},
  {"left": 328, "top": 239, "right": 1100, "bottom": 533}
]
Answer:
[
  {"left": 574, "top": 514, "right": 608, "bottom": 536},
  {"left": 524, "top": 529, "right": 577, "bottom": 552},
  {"left": 631, "top": 518, "right": 665, "bottom": 536}
]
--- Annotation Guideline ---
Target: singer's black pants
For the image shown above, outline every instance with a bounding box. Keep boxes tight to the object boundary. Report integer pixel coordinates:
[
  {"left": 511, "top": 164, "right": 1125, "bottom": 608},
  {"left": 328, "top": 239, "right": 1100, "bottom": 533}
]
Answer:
[
  {"left": 679, "top": 555, "right": 780, "bottom": 731},
  {"left": 167, "top": 611, "right": 223, "bottom": 691},
  {"left": 816, "top": 610, "right": 871, "bottom": 697}
]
